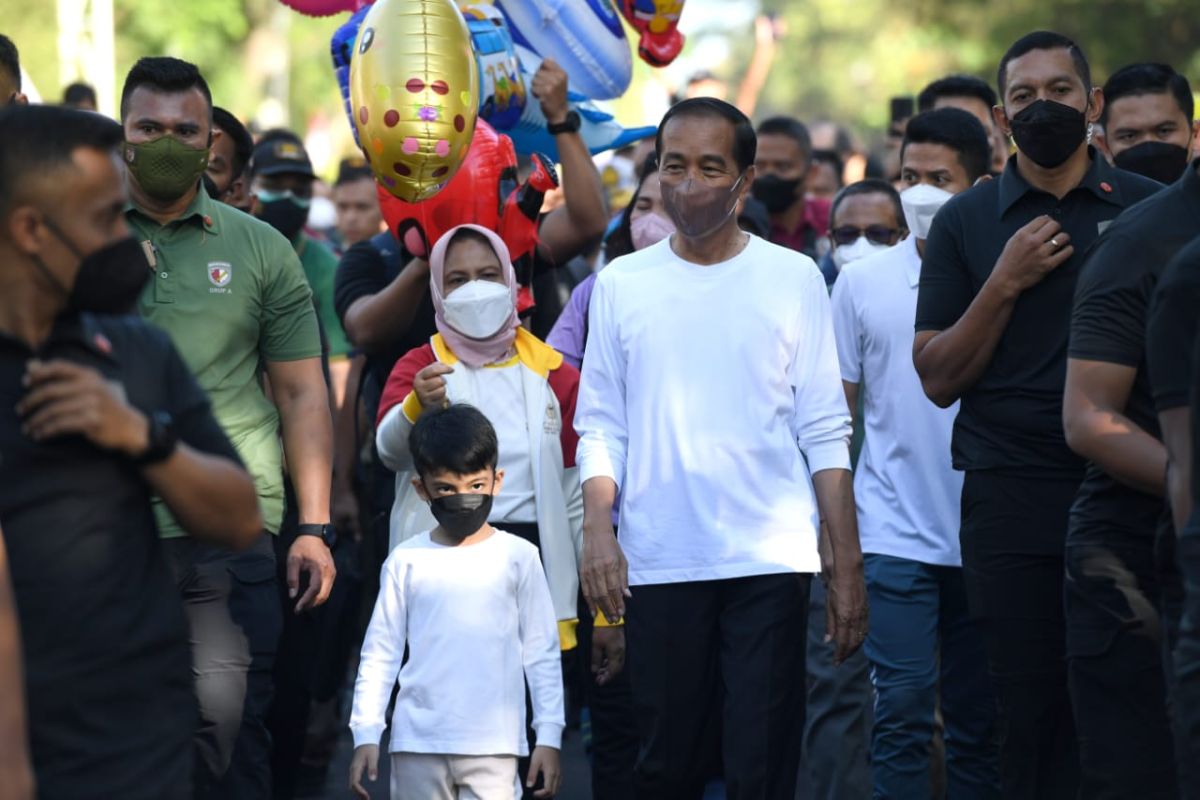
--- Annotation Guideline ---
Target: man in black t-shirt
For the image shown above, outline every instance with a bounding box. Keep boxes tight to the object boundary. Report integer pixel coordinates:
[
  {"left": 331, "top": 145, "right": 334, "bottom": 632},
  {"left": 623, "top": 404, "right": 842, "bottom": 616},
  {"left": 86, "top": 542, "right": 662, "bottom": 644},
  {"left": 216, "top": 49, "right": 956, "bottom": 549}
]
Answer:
[
  {"left": 1062, "top": 92, "right": 1198, "bottom": 790},
  {"left": 0, "top": 105, "right": 262, "bottom": 798},
  {"left": 1147, "top": 236, "right": 1200, "bottom": 781},
  {"left": 913, "top": 32, "right": 1161, "bottom": 797}
]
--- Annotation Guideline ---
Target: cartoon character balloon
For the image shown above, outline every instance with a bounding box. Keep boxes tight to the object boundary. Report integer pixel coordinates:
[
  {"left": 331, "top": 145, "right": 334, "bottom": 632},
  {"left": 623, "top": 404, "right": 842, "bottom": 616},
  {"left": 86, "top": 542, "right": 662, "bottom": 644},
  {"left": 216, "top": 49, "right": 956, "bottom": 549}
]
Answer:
[
  {"left": 279, "top": 0, "right": 371, "bottom": 16},
  {"left": 376, "top": 119, "right": 557, "bottom": 313},
  {"left": 350, "top": 0, "right": 480, "bottom": 202},
  {"left": 461, "top": 2, "right": 527, "bottom": 130},
  {"left": 619, "top": 0, "right": 686, "bottom": 67}
]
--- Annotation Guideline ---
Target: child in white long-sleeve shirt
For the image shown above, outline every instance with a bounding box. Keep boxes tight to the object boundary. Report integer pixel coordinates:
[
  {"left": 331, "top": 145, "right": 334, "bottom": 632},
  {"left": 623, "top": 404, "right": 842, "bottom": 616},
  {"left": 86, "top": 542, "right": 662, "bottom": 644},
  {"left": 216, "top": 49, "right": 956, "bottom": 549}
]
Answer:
[{"left": 349, "top": 404, "right": 564, "bottom": 800}]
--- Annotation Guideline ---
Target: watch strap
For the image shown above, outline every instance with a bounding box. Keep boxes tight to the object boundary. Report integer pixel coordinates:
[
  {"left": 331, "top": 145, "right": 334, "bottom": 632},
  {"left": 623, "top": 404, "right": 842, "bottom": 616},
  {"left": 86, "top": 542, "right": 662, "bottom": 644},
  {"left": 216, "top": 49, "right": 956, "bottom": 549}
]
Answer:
[{"left": 546, "top": 111, "right": 581, "bottom": 135}]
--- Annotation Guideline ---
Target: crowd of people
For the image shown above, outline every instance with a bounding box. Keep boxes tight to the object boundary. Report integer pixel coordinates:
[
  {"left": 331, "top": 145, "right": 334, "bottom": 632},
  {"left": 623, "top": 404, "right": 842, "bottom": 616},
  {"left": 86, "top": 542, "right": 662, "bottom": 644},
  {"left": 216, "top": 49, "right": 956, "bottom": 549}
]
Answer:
[{"left": 0, "top": 21, "right": 1199, "bottom": 800}]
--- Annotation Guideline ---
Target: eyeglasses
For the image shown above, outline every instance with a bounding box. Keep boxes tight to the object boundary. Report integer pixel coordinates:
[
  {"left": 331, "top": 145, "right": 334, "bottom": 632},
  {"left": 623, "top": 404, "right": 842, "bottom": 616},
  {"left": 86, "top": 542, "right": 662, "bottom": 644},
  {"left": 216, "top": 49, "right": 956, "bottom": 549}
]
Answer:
[{"left": 831, "top": 225, "right": 899, "bottom": 246}]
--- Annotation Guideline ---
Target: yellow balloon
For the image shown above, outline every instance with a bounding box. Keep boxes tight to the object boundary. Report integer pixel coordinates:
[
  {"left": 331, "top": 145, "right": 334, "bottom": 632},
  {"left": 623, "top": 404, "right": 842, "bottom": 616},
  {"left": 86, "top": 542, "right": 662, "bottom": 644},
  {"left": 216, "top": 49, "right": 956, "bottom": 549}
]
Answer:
[{"left": 350, "top": 0, "right": 480, "bottom": 202}]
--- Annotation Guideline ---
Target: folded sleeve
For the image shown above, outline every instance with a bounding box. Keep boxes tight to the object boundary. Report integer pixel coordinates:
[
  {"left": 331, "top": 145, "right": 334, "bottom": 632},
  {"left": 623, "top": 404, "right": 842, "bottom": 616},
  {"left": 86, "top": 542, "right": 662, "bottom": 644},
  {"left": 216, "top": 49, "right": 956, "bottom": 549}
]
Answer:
[
  {"left": 350, "top": 556, "right": 408, "bottom": 748},
  {"left": 791, "top": 268, "right": 852, "bottom": 473},
  {"left": 574, "top": 273, "right": 628, "bottom": 488}
]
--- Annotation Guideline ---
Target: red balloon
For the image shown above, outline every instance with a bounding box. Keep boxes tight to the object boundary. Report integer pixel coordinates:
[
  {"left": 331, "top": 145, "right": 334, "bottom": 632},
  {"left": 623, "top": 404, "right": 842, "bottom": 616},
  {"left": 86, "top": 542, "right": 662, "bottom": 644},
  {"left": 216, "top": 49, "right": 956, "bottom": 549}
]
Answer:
[
  {"left": 618, "top": 0, "right": 686, "bottom": 67},
  {"left": 278, "top": 0, "right": 372, "bottom": 17},
  {"left": 378, "top": 119, "right": 558, "bottom": 312}
]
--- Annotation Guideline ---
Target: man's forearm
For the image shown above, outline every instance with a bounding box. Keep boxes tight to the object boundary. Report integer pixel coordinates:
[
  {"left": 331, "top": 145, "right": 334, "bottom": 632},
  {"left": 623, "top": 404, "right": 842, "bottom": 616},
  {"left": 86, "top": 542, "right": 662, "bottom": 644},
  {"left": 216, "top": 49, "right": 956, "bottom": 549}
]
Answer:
[
  {"left": 148, "top": 445, "right": 263, "bottom": 548},
  {"left": 1067, "top": 410, "right": 1167, "bottom": 496},
  {"left": 343, "top": 259, "right": 428, "bottom": 352},
  {"left": 582, "top": 476, "right": 618, "bottom": 532},
  {"left": 333, "top": 356, "right": 364, "bottom": 490},
  {"left": 278, "top": 385, "right": 335, "bottom": 525},
  {"left": 0, "top": 530, "right": 32, "bottom": 794},
  {"left": 915, "top": 277, "right": 1018, "bottom": 407},
  {"left": 811, "top": 468, "right": 862, "bottom": 578}
]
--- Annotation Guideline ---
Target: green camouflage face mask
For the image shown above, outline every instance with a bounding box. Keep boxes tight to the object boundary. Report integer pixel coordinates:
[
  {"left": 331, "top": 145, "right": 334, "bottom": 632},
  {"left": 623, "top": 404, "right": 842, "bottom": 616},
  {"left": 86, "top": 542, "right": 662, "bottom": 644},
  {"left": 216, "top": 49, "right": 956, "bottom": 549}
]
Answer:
[{"left": 123, "top": 136, "right": 209, "bottom": 201}]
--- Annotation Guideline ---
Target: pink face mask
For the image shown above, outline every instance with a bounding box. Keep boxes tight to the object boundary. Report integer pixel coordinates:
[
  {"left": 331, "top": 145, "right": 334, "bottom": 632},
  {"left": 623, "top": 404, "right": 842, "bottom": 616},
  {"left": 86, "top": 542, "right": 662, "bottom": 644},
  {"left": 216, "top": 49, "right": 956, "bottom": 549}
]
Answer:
[{"left": 630, "top": 212, "right": 676, "bottom": 251}]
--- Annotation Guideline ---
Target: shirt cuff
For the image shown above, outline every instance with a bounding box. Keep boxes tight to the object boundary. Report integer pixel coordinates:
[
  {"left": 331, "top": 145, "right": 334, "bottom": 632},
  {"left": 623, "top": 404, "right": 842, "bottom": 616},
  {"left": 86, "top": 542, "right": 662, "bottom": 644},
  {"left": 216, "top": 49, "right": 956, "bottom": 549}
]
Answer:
[
  {"left": 534, "top": 723, "right": 564, "bottom": 751},
  {"left": 593, "top": 610, "right": 624, "bottom": 627},
  {"left": 401, "top": 391, "right": 423, "bottom": 424},
  {"left": 350, "top": 723, "right": 385, "bottom": 750},
  {"left": 557, "top": 619, "right": 578, "bottom": 651},
  {"left": 577, "top": 443, "right": 623, "bottom": 488},
  {"left": 805, "top": 440, "right": 852, "bottom": 474}
]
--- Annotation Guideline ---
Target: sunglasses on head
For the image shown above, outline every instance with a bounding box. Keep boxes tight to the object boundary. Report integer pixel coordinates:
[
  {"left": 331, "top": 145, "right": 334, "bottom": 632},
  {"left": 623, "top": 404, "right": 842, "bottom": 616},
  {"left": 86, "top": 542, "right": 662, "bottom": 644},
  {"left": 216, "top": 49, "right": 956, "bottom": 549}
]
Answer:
[{"left": 831, "top": 225, "right": 899, "bottom": 246}]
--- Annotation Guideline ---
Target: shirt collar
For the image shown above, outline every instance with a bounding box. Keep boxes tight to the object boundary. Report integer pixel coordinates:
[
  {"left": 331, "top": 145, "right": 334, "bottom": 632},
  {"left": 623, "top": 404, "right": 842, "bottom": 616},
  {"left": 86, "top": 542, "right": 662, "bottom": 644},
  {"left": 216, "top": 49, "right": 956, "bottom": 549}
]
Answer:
[
  {"left": 124, "top": 183, "right": 220, "bottom": 234},
  {"left": 997, "top": 147, "right": 1125, "bottom": 217}
]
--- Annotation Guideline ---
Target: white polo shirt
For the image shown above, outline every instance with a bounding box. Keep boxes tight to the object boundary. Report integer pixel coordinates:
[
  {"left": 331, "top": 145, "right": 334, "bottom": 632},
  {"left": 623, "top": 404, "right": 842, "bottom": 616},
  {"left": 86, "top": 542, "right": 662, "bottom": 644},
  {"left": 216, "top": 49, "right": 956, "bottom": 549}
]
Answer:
[{"left": 830, "top": 236, "right": 963, "bottom": 567}]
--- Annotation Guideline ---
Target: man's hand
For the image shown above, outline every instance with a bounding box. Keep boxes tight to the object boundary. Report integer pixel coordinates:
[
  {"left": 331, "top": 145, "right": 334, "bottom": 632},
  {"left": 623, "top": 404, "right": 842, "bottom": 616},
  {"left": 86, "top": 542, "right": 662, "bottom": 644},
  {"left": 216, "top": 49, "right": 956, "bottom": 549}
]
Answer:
[
  {"left": 348, "top": 743, "right": 379, "bottom": 800},
  {"left": 331, "top": 481, "right": 362, "bottom": 543},
  {"left": 591, "top": 625, "right": 626, "bottom": 686},
  {"left": 413, "top": 363, "right": 454, "bottom": 411},
  {"left": 825, "top": 570, "right": 868, "bottom": 665},
  {"left": 287, "top": 534, "right": 336, "bottom": 613},
  {"left": 527, "top": 745, "right": 562, "bottom": 798},
  {"left": 531, "top": 58, "right": 570, "bottom": 126},
  {"left": 580, "top": 520, "right": 630, "bottom": 622},
  {"left": 18, "top": 360, "right": 149, "bottom": 455},
  {"left": 991, "top": 215, "right": 1074, "bottom": 297}
]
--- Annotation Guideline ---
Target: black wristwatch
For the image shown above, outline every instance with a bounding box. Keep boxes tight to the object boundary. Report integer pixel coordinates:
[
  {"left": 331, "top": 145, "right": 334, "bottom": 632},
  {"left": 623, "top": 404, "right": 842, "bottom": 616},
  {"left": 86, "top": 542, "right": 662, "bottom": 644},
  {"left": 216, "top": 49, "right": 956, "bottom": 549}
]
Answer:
[
  {"left": 546, "top": 110, "right": 581, "bottom": 135},
  {"left": 296, "top": 523, "right": 337, "bottom": 549},
  {"left": 132, "top": 410, "right": 178, "bottom": 466}
]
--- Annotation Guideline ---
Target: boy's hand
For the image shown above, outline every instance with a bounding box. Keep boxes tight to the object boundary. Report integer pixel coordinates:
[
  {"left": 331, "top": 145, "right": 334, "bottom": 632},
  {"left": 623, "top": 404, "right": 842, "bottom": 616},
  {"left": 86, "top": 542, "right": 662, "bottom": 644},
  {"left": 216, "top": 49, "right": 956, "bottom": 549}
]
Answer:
[
  {"left": 591, "top": 626, "right": 625, "bottom": 685},
  {"left": 413, "top": 363, "right": 454, "bottom": 410},
  {"left": 349, "top": 744, "right": 379, "bottom": 799},
  {"left": 527, "top": 745, "right": 561, "bottom": 798}
]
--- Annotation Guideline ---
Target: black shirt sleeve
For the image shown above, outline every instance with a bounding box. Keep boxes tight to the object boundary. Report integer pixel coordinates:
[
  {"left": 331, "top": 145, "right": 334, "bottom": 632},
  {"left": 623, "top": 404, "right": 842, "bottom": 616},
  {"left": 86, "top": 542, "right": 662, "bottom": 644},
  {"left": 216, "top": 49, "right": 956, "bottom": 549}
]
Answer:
[
  {"left": 915, "top": 201, "right": 973, "bottom": 333},
  {"left": 1070, "top": 232, "right": 1148, "bottom": 366},
  {"left": 334, "top": 240, "right": 388, "bottom": 328},
  {"left": 1147, "top": 237, "right": 1200, "bottom": 411}
]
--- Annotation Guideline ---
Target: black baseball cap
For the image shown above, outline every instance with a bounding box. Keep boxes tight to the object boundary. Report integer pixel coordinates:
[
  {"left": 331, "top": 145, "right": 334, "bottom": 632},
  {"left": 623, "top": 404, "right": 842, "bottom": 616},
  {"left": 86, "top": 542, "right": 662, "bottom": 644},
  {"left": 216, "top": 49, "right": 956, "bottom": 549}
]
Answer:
[{"left": 250, "top": 136, "right": 316, "bottom": 179}]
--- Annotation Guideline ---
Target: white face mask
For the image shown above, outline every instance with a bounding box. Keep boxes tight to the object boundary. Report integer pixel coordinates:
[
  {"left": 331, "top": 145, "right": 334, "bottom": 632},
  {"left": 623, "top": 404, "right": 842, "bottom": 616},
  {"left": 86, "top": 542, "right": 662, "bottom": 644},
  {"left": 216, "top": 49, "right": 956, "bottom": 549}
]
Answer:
[
  {"left": 442, "top": 279, "right": 513, "bottom": 339},
  {"left": 900, "top": 184, "right": 954, "bottom": 240},
  {"left": 832, "top": 236, "right": 890, "bottom": 271}
]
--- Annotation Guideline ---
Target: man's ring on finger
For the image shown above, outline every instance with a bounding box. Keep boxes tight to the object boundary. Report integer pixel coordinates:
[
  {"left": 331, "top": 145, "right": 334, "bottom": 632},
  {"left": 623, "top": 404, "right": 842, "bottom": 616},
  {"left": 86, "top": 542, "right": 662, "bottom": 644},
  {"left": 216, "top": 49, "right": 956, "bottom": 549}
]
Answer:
[{"left": 1049, "top": 236, "right": 1061, "bottom": 248}]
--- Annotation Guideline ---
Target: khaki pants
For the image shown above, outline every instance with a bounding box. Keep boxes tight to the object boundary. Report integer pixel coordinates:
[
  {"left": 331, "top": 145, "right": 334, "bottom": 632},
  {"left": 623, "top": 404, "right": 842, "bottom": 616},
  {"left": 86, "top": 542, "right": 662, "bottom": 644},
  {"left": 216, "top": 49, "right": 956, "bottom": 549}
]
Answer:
[{"left": 391, "top": 752, "right": 520, "bottom": 800}]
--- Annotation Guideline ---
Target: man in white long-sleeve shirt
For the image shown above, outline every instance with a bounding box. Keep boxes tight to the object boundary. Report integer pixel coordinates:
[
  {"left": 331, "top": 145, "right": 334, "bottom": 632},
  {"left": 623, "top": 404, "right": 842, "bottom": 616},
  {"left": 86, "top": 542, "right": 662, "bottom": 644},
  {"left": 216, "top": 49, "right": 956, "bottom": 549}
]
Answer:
[
  {"left": 575, "top": 97, "right": 868, "bottom": 799},
  {"left": 349, "top": 405, "right": 564, "bottom": 800}
]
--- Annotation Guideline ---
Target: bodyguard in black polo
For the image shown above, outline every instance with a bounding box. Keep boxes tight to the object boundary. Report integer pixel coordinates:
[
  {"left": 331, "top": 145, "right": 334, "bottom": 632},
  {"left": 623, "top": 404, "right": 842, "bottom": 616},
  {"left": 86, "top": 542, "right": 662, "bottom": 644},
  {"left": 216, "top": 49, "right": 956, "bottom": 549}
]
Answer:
[
  {"left": 912, "top": 31, "right": 1160, "bottom": 799},
  {"left": 0, "top": 105, "right": 262, "bottom": 798}
]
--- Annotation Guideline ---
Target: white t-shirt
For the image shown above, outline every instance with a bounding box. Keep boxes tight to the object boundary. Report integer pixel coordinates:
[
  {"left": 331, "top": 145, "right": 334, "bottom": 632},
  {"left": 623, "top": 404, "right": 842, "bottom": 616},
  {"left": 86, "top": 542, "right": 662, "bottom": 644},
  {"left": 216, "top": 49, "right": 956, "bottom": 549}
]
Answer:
[
  {"left": 349, "top": 529, "right": 563, "bottom": 756},
  {"left": 830, "top": 236, "right": 963, "bottom": 567},
  {"left": 576, "top": 234, "right": 852, "bottom": 585},
  {"left": 457, "top": 361, "right": 537, "bottom": 523}
]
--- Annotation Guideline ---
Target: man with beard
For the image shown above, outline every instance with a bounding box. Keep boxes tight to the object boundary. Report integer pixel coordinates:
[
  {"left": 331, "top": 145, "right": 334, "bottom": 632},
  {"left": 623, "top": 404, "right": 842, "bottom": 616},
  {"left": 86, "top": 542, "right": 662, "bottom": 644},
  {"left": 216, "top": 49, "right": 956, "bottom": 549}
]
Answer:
[
  {"left": 913, "top": 31, "right": 1160, "bottom": 797},
  {"left": 119, "top": 56, "right": 336, "bottom": 798}
]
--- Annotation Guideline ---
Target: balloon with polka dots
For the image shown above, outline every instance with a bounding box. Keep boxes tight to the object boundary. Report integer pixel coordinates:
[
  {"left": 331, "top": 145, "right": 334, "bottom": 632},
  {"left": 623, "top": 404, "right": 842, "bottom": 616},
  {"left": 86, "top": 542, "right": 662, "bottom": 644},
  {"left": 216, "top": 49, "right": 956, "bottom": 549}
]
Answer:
[{"left": 349, "top": 0, "right": 480, "bottom": 202}]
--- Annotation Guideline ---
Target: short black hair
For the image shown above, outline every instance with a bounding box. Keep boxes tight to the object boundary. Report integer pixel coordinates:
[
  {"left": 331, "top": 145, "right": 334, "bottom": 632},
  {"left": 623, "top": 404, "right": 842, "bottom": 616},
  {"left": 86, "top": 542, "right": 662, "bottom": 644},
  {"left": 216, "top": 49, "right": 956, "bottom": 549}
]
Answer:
[
  {"left": 1101, "top": 63, "right": 1194, "bottom": 126},
  {"left": 408, "top": 404, "right": 499, "bottom": 479},
  {"left": 606, "top": 152, "right": 659, "bottom": 260},
  {"left": 335, "top": 157, "right": 374, "bottom": 187},
  {"left": 810, "top": 149, "right": 845, "bottom": 188},
  {"left": 998, "top": 31, "right": 1091, "bottom": 98},
  {"left": 62, "top": 82, "right": 97, "bottom": 107},
  {"left": 756, "top": 116, "right": 813, "bottom": 165},
  {"left": 0, "top": 35, "right": 19, "bottom": 90},
  {"left": 121, "top": 56, "right": 212, "bottom": 121},
  {"left": 212, "top": 107, "right": 254, "bottom": 181},
  {"left": 829, "top": 179, "right": 904, "bottom": 231},
  {"left": 0, "top": 104, "right": 123, "bottom": 218},
  {"left": 256, "top": 127, "right": 304, "bottom": 147},
  {"left": 917, "top": 75, "right": 998, "bottom": 113},
  {"left": 656, "top": 97, "right": 756, "bottom": 173},
  {"left": 901, "top": 107, "right": 992, "bottom": 183}
]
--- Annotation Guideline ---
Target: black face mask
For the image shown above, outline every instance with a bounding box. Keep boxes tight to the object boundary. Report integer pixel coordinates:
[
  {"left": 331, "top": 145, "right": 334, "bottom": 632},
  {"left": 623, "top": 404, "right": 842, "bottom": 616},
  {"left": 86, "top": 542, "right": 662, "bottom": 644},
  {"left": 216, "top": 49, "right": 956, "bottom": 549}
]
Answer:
[
  {"left": 1113, "top": 141, "right": 1191, "bottom": 185},
  {"left": 34, "top": 218, "right": 150, "bottom": 314},
  {"left": 256, "top": 197, "right": 309, "bottom": 241},
  {"left": 1009, "top": 99, "right": 1088, "bottom": 169},
  {"left": 428, "top": 491, "right": 494, "bottom": 541},
  {"left": 750, "top": 174, "right": 802, "bottom": 214}
]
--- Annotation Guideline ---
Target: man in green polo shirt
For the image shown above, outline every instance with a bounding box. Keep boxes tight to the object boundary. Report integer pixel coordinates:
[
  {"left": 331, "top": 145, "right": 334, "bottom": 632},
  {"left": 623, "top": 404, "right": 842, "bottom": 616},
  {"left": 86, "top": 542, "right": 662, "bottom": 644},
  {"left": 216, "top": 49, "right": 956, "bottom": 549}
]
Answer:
[{"left": 119, "top": 56, "right": 336, "bottom": 799}]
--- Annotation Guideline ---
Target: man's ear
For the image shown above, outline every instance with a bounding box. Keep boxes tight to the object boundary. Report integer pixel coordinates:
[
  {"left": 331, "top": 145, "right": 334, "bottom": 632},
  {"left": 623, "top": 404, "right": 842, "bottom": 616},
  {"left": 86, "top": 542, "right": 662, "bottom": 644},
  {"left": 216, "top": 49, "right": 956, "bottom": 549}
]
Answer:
[
  {"left": 412, "top": 477, "right": 431, "bottom": 502},
  {"left": 1086, "top": 87, "right": 1105, "bottom": 125},
  {"left": 7, "top": 205, "right": 47, "bottom": 256}
]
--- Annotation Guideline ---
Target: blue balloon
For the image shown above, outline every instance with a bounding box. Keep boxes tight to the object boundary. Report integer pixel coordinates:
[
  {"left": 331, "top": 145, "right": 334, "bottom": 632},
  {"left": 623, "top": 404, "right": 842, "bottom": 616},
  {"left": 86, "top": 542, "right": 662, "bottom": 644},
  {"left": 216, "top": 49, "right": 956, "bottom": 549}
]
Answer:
[{"left": 330, "top": 5, "right": 370, "bottom": 147}]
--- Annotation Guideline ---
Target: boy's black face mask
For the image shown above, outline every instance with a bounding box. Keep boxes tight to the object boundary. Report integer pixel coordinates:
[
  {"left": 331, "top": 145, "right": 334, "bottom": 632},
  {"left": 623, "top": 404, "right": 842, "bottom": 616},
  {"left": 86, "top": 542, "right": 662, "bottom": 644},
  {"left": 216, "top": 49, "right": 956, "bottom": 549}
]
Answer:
[{"left": 427, "top": 490, "right": 493, "bottom": 541}]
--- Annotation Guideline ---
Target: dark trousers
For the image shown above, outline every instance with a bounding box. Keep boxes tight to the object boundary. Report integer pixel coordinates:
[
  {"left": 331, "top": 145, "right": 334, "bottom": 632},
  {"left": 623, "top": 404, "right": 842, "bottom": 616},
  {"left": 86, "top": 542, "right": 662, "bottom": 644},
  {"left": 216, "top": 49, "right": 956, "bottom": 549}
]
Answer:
[
  {"left": 863, "top": 553, "right": 1000, "bottom": 799},
  {"left": 576, "top": 593, "right": 639, "bottom": 800},
  {"left": 626, "top": 573, "right": 811, "bottom": 800},
  {"left": 959, "top": 471, "right": 1079, "bottom": 799},
  {"left": 1174, "top": 517, "right": 1200, "bottom": 797},
  {"left": 796, "top": 578, "right": 873, "bottom": 800},
  {"left": 1064, "top": 533, "right": 1178, "bottom": 799},
  {"left": 163, "top": 533, "right": 282, "bottom": 800}
]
